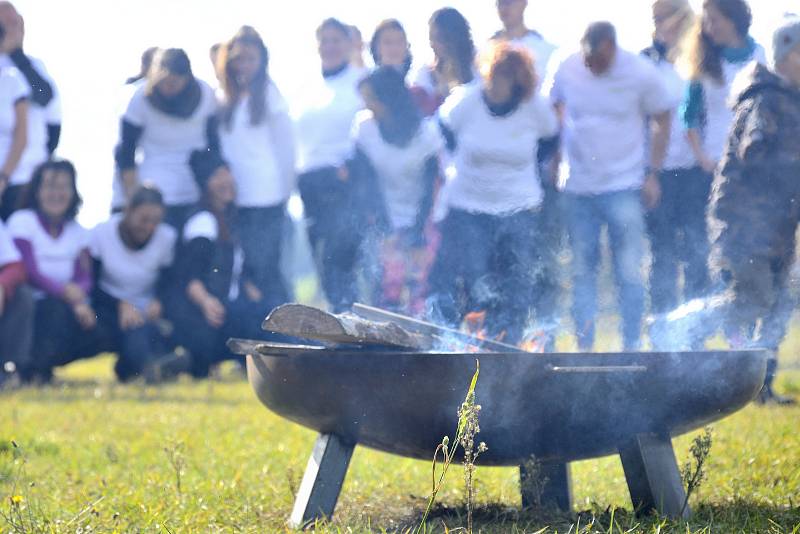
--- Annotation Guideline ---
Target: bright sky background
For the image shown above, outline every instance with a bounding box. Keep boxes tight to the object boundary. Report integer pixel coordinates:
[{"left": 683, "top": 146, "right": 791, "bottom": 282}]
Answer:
[{"left": 10, "top": 0, "right": 797, "bottom": 227}]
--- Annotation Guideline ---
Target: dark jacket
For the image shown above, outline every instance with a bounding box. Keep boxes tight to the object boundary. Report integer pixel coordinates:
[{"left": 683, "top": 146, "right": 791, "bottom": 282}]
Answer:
[{"left": 709, "top": 63, "right": 800, "bottom": 265}]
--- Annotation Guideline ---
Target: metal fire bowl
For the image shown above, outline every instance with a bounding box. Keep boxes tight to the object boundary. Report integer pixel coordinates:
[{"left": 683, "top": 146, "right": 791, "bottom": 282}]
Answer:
[{"left": 246, "top": 349, "right": 766, "bottom": 466}]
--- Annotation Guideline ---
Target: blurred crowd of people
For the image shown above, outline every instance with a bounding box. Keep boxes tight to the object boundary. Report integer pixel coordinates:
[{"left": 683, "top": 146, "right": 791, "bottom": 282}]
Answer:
[{"left": 0, "top": 0, "right": 798, "bottom": 404}]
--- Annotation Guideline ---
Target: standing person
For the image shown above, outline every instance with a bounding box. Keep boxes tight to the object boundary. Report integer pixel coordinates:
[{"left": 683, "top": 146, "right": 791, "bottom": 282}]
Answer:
[
  {"left": 170, "top": 150, "right": 272, "bottom": 378},
  {"left": 0, "top": 1, "right": 61, "bottom": 221},
  {"left": 549, "top": 22, "right": 672, "bottom": 351},
  {"left": 7, "top": 159, "right": 98, "bottom": 383},
  {"left": 644, "top": 0, "right": 710, "bottom": 330},
  {"left": 707, "top": 18, "right": 800, "bottom": 404},
  {"left": 293, "top": 18, "right": 366, "bottom": 312},
  {"left": 0, "top": 217, "right": 32, "bottom": 386},
  {"left": 370, "top": 19, "right": 413, "bottom": 77},
  {"left": 216, "top": 26, "right": 295, "bottom": 311},
  {"left": 0, "top": 20, "right": 27, "bottom": 214},
  {"left": 91, "top": 185, "right": 178, "bottom": 382},
  {"left": 411, "top": 8, "right": 477, "bottom": 117},
  {"left": 491, "top": 0, "right": 561, "bottom": 344},
  {"left": 352, "top": 66, "right": 442, "bottom": 316},
  {"left": 114, "top": 48, "right": 217, "bottom": 231},
  {"left": 680, "top": 0, "right": 765, "bottom": 177},
  {"left": 428, "top": 43, "right": 558, "bottom": 343},
  {"left": 126, "top": 46, "right": 158, "bottom": 86}
]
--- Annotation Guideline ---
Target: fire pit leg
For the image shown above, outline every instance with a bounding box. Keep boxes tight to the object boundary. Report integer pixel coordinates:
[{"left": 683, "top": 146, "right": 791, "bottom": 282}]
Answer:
[
  {"left": 520, "top": 461, "right": 573, "bottom": 511},
  {"left": 289, "top": 433, "right": 355, "bottom": 529},
  {"left": 618, "top": 433, "right": 689, "bottom": 519}
]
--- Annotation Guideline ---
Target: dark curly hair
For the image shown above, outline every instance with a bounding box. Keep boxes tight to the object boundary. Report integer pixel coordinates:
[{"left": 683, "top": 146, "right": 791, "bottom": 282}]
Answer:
[
  {"left": 17, "top": 159, "right": 82, "bottom": 221},
  {"left": 430, "top": 8, "right": 476, "bottom": 86}
]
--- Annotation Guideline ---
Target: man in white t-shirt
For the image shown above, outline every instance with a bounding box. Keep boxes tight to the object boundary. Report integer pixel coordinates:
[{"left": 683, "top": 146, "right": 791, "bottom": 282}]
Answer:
[
  {"left": 0, "top": 2, "right": 61, "bottom": 220},
  {"left": 548, "top": 22, "right": 672, "bottom": 351}
]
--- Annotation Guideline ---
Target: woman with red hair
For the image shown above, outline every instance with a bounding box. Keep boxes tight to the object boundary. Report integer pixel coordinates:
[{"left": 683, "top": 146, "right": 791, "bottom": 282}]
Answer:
[{"left": 428, "top": 43, "right": 557, "bottom": 344}]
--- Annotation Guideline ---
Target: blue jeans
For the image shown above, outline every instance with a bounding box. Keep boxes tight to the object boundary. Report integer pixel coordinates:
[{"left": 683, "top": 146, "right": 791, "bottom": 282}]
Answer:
[{"left": 564, "top": 189, "right": 646, "bottom": 350}]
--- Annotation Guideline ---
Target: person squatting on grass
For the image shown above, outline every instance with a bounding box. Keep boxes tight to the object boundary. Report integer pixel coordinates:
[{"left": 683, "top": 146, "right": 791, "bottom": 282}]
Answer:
[
  {"left": 707, "top": 17, "right": 800, "bottom": 405},
  {"left": 548, "top": 21, "right": 673, "bottom": 351},
  {"left": 427, "top": 42, "right": 558, "bottom": 344},
  {"left": 167, "top": 150, "right": 273, "bottom": 379},
  {"left": 7, "top": 159, "right": 98, "bottom": 383},
  {"left": 89, "top": 185, "right": 178, "bottom": 382},
  {"left": 0, "top": 216, "right": 32, "bottom": 384}
]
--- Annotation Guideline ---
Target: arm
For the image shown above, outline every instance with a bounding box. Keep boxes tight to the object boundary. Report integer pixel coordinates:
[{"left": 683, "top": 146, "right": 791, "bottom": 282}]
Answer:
[
  {"left": 681, "top": 82, "right": 715, "bottom": 173},
  {"left": 46, "top": 123, "right": 61, "bottom": 155},
  {"left": 71, "top": 248, "right": 93, "bottom": 296},
  {"left": 8, "top": 49, "right": 54, "bottom": 107},
  {"left": 0, "top": 98, "right": 27, "bottom": 183},
  {"left": 409, "top": 155, "right": 440, "bottom": 247},
  {"left": 178, "top": 236, "right": 225, "bottom": 327},
  {"left": 114, "top": 119, "right": 144, "bottom": 198},
  {"left": 13, "top": 237, "right": 69, "bottom": 298},
  {"left": 0, "top": 260, "right": 26, "bottom": 303},
  {"left": 642, "top": 110, "right": 672, "bottom": 210},
  {"left": 348, "top": 146, "right": 390, "bottom": 233},
  {"left": 205, "top": 114, "right": 221, "bottom": 154}
]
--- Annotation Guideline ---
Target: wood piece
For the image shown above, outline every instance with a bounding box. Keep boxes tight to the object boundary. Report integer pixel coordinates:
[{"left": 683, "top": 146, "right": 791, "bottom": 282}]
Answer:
[
  {"left": 619, "top": 433, "right": 690, "bottom": 519},
  {"left": 262, "top": 304, "right": 438, "bottom": 350},
  {"left": 352, "top": 302, "right": 525, "bottom": 353},
  {"left": 226, "top": 338, "right": 326, "bottom": 357},
  {"left": 289, "top": 433, "right": 355, "bottom": 529}
]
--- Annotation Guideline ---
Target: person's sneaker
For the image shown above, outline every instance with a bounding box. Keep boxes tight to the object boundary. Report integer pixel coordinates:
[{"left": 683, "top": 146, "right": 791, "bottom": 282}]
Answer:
[{"left": 143, "top": 348, "right": 191, "bottom": 385}]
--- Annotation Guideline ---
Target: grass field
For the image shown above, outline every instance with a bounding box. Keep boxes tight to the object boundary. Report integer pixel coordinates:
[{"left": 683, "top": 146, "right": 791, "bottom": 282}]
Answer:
[{"left": 1, "top": 317, "right": 799, "bottom": 533}]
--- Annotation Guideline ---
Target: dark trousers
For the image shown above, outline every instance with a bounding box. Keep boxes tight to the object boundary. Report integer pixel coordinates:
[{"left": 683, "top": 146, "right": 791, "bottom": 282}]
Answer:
[
  {"left": 0, "top": 285, "right": 34, "bottom": 368},
  {"left": 298, "top": 168, "right": 365, "bottom": 313},
  {"left": 536, "top": 180, "right": 565, "bottom": 325},
  {"left": 25, "top": 297, "right": 101, "bottom": 379},
  {"left": 0, "top": 184, "right": 24, "bottom": 221},
  {"left": 171, "top": 295, "right": 268, "bottom": 378},
  {"left": 646, "top": 167, "right": 712, "bottom": 313},
  {"left": 93, "top": 290, "right": 172, "bottom": 381},
  {"left": 428, "top": 208, "right": 543, "bottom": 344},
  {"left": 238, "top": 204, "right": 290, "bottom": 310}
]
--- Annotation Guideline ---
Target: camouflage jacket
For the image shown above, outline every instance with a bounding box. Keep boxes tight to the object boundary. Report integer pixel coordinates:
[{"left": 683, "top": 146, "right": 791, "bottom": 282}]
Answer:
[{"left": 708, "top": 63, "right": 800, "bottom": 262}]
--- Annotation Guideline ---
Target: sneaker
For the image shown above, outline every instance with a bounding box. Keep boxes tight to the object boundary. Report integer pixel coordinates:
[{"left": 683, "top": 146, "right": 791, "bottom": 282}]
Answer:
[
  {"left": 143, "top": 348, "right": 191, "bottom": 385},
  {"left": 756, "top": 385, "right": 797, "bottom": 406}
]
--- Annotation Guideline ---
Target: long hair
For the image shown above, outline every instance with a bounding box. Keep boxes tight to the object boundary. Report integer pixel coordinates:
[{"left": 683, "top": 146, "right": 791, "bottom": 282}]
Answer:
[
  {"left": 218, "top": 26, "right": 270, "bottom": 129},
  {"left": 651, "top": 0, "right": 696, "bottom": 62},
  {"left": 430, "top": 8, "right": 476, "bottom": 86},
  {"left": 360, "top": 66, "right": 422, "bottom": 147},
  {"left": 480, "top": 43, "right": 537, "bottom": 104},
  {"left": 145, "top": 48, "right": 193, "bottom": 96},
  {"left": 369, "top": 19, "right": 413, "bottom": 75},
  {"left": 681, "top": 0, "right": 752, "bottom": 83},
  {"left": 17, "top": 159, "right": 82, "bottom": 221}
]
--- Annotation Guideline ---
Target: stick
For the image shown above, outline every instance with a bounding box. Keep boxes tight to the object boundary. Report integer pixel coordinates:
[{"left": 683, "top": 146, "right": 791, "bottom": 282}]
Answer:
[{"left": 351, "top": 303, "right": 525, "bottom": 353}]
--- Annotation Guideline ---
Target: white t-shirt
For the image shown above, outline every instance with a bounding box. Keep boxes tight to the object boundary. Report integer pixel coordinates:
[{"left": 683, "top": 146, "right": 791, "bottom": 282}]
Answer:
[
  {"left": 548, "top": 48, "right": 672, "bottom": 195},
  {"left": 90, "top": 213, "right": 176, "bottom": 311},
  {"left": 439, "top": 84, "right": 558, "bottom": 215},
  {"left": 648, "top": 55, "right": 696, "bottom": 171},
  {"left": 293, "top": 65, "right": 365, "bottom": 173},
  {"left": 701, "top": 45, "right": 766, "bottom": 162},
  {"left": 0, "top": 67, "right": 28, "bottom": 176},
  {"left": 0, "top": 219, "right": 20, "bottom": 266},
  {"left": 183, "top": 211, "right": 244, "bottom": 302},
  {"left": 490, "top": 30, "right": 557, "bottom": 93},
  {"left": 122, "top": 80, "right": 217, "bottom": 205},
  {"left": 7, "top": 209, "right": 89, "bottom": 298},
  {"left": 0, "top": 54, "right": 59, "bottom": 186},
  {"left": 352, "top": 110, "right": 443, "bottom": 230},
  {"left": 219, "top": 83, "right": 293, "bottom": 207}
]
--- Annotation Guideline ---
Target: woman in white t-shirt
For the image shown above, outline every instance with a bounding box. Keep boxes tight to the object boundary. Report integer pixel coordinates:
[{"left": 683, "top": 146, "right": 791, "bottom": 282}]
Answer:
[
  {"left": 0, "top": 57, "right": 28, "bottom": 218},
  {"left": 216, "top": 26, "right": 294, "bottom": 310},
  {"left": 428, "top": 43, "right": 558, "bottom": 344},
  {"left": 352, "top": 67, "right": 442, "bottom": 316},
  {"left": 91, "top": 185, "right": 178, "bottom": 382},
  {"left": 114, "top": 48, "right": 217, "bottom": 231},
  {"left": 7, "top": 159, "right": 98, "bottom": 382},
  {"left": 410, "top": 8, "right": 476, "bottom": 117},
  {"left": 369, "top": 19, "right": 413, "bottom": 78},
  {"left": 294, "top": 17, "right": 366, "bottom": 312}
]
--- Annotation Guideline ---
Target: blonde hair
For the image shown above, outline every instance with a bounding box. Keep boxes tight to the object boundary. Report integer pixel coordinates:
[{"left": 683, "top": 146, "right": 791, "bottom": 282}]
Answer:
[{"left": 652, "top": 0, "right": 696, "bottom": 63}]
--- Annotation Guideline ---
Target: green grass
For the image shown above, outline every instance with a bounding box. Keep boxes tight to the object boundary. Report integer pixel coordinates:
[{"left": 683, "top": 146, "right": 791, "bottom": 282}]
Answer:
[{"left": 1, "top": 319, "right": 799, "bottom": 533}]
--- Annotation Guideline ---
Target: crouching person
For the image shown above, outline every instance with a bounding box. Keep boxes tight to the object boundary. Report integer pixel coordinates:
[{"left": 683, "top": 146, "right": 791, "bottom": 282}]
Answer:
[
  {"left": 90, "top": 185, "right": 179, "bottom": 382},
  {"left": 169, "top": 150, "right": 271, "bottom": 378},
  {"left": 0, "top": 218, "right": 32, "bottom": 385},
  {"left": 7, "top": 159, "right": 98, "bottom": 383},
  {"left": 708, "top": 18, "right": 800, "bottom": 405}
]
